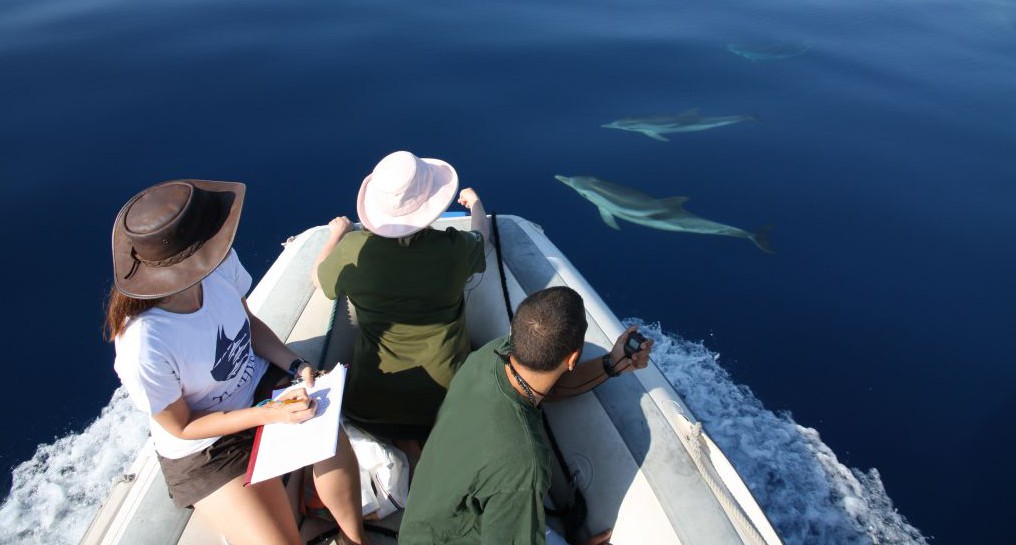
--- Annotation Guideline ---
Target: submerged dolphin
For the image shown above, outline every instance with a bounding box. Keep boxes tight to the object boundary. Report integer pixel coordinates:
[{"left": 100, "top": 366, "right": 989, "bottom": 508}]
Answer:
[
  {"left": 726, "top": 41, "right": 811, "bottom": 62},
  {"left": 601, "top": 109, "right": 759, "bottom": 141},
  {"left": 554, "top": 175, "right": 774, "bottom": 254}
]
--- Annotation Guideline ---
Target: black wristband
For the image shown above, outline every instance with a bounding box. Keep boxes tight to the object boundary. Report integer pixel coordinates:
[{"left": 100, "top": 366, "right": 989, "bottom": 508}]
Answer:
[
  {"left": 603, "top": 354, "right": 622, "bottom": 378},
  {"left": 288, "top": 358, "right": 310, "bottom": 377}
]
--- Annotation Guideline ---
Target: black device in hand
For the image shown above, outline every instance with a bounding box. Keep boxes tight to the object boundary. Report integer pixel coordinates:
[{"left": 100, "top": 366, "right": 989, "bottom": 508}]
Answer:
[{"left": 623, "top": 331, "right": 647, "bottom": 358}]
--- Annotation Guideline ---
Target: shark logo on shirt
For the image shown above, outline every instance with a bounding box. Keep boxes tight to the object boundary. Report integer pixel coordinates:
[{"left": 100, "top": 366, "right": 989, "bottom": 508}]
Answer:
[{"left": 211, "top": 319, "right": 252, "bottom": 382}]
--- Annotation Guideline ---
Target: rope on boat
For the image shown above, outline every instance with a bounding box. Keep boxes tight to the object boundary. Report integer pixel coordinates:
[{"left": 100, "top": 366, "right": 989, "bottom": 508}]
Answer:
[
  {"left": 680, "top": 421, "right": 773, "bottom": 545},
  {"left": 320, "top": 298, "right": 339, "bottom": 370}
]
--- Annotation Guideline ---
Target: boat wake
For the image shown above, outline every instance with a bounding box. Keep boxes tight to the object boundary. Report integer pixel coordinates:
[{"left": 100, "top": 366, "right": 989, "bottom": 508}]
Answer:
[
  {"left": 0, "top": 323, "right": 927, "bottom": 545},
  {"left": 0, "top": 388, "right": 146, "bottom": 545},
  {"left": 630, "top": 320, "right": 928, "bottom": 545}
]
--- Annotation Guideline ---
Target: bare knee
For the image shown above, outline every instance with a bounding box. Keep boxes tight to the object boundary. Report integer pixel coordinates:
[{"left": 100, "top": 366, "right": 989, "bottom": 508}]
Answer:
[{"left": 195, "top": 476, "right": 301, "bottom": 545}]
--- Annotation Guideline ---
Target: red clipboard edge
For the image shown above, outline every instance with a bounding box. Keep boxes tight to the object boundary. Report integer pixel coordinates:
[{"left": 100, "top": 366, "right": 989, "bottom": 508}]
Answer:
[{"left": 243, "top": 424, "right": 266, "bottom": 486}]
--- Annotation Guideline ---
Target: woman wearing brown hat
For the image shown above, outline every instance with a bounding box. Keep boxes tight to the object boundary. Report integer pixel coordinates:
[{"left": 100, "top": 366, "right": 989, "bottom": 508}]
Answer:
[
  {"left": 105, "top": 180, "right": 366, "bottom": 545},
  {"left": 312, "top": 151, "right": 490, "bottom": 461}
]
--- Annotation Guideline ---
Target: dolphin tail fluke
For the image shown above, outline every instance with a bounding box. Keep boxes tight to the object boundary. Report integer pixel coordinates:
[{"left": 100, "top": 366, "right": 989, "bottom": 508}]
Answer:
[
  {"left": 598, "top": 207, "right": 621, "bottom": 230},
  {"left": 750, "top": 225, "right": 775, "bottom": 254},
  {"left": 642, "top": 131, "right": 670, "bottom": 142},
  {"left": 747, "top": 114, "right": 763, "bottom": 124}
]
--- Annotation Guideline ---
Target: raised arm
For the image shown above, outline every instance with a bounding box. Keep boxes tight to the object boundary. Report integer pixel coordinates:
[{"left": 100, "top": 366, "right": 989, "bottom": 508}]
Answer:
[
  {"left": 458, "top": 188, "right": 490, "bottom": 243},
  {"left": 311, "top": 216, "right": 354, "bottom": 290},
  {"left": 546, "top": 325, "right": 653, "bottom": 399}
]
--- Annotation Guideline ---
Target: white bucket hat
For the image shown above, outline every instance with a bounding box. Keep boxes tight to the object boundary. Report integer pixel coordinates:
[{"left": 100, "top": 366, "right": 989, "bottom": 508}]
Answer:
[{"left": 357, "top": 151, "right": 459, "bottom": 238}]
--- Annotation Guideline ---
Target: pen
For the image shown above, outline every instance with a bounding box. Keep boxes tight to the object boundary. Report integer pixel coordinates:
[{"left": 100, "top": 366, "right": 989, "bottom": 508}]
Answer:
[{"left": 255, "top": 397, "right": 308, "bottom": 408}]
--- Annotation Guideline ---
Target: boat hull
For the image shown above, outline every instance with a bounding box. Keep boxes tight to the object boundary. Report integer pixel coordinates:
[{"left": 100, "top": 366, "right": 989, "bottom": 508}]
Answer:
[{"left": 81, "top": 215, "right": 781, "bottom": 545}]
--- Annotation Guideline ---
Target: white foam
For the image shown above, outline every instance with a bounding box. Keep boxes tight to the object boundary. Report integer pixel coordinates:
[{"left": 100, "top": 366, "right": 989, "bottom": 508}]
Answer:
[
  {"left": 0, "top": 387, "right": 146, "bottom": 545},
  {"left": 630, "top": 319, "right": 928, "bottom": 545}
]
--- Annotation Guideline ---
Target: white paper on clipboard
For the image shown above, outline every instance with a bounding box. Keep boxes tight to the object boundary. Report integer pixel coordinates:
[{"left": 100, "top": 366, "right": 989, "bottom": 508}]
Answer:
[{"left": 245, "top": 366, "right": 346, "bottom": 485}]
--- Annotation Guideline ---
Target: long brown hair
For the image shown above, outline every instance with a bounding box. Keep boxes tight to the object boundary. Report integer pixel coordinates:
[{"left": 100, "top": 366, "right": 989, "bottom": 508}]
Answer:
[{"left": 104, "top": 286, "right": 162, "bottom": 341}]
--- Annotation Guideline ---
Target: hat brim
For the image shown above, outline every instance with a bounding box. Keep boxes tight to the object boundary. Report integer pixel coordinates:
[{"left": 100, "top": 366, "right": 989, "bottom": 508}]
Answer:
[
  {"left": 112, "top": 180, "right": 246, "bottom": 299},
  {"left": 357, "top": 158, "right": 458, "bottom": 238}
]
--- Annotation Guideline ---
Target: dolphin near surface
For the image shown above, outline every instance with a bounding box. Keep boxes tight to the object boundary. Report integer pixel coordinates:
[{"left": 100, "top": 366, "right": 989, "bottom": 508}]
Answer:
[
  {"left": 554, "top": 175, "right": 774, "bottom": 254},
  {"left": 726, "top": 41, "right": 811, "bottom": 62},
  {"left": 601, "top": 109, "right": 759, "bottom": 141}
]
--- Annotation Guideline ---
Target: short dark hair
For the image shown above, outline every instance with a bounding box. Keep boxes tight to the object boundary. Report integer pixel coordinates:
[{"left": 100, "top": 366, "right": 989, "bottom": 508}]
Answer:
[{"left": 510, "top": 286, "right": 587, "bottom": 372}]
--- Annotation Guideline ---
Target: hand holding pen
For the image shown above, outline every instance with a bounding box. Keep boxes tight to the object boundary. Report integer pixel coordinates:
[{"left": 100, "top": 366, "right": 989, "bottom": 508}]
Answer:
[{"left": 258, "top": 388, "right": 317, "bottom": 424}]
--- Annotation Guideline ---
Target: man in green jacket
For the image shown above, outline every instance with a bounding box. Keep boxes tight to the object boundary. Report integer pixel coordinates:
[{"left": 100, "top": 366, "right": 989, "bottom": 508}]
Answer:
[{"left": 400, "top": 286, "right": 653, "bottom": 545}]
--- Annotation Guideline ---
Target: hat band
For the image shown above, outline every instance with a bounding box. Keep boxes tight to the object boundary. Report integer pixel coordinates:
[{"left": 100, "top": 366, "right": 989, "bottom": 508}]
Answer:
[{"left": 122, "top": 239, "right": 205, "bottom": 280}]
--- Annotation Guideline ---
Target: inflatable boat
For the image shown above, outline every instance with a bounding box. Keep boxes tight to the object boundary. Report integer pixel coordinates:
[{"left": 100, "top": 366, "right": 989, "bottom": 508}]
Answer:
[{"left": 80, "top": 214, "right": 782, "bottom": 545}]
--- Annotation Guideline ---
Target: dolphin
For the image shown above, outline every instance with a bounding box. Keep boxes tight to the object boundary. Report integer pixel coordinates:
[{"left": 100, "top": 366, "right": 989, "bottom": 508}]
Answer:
[
  {"left": 554, "top": 175, "right": 774, "bottom": 254},
  {"left": 601, "top": 109, "right": 759, "bottom": 141},
  {"left": 726, "top": 41, "right": 811, "bottom": 62}
]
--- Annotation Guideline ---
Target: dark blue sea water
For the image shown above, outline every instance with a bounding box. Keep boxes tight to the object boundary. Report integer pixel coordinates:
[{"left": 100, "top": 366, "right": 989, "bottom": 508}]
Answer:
[{"left": 2, "top": 0, "right": 1013, "bottom": 543}]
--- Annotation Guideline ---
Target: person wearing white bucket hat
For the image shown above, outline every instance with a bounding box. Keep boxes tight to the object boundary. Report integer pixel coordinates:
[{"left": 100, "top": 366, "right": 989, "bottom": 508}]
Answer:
[
  {"left": 356, "top": 150, "right": 462, "bottom": 238},
  {"left": 313, "top": 151, "right": 490, "bottom": 458}
]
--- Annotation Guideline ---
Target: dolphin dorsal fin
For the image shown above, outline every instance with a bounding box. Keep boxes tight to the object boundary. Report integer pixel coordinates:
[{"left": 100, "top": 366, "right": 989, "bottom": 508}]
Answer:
[
  {"left": 658, "top": 196, "right": 689, "bottom": 209},
  {"left": 677, "top": 108, "right": 701, "bottom": 121},
  {"left": 598, "top": 207, "right": 621, "bottom": 230}
]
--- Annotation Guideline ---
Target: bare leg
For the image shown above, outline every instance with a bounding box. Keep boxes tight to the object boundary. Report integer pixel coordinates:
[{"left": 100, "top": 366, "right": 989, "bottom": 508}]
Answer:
[
  {"left": 313, "top": 427, "right": 367, "bottom": 545},
  {"left": 194, "top": 475, "right": 300, "bottom": 545}
]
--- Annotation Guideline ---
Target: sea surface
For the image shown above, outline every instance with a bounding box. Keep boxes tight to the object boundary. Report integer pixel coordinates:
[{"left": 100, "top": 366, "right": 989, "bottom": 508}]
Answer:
[{"left": 1, "top": 0, "right": 1013, "bottom": 543}]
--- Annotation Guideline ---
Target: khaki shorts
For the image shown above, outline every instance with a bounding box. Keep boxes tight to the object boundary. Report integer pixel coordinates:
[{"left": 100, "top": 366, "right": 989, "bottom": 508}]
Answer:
[{"left": 158, "top": 365, "right": 289, "bottom": 508}]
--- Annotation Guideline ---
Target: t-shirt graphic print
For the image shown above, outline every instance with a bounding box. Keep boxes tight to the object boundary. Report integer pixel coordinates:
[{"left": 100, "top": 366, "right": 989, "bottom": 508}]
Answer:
[{"left": 213, "top": 319, "right": 253, "bottom": 382}]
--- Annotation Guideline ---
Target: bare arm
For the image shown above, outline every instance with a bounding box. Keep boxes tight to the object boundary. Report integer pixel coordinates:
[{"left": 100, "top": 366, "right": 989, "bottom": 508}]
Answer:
[
  {"left": 151, "top": 389, "right": 316, "bottom": 440},
  {"left": 546, "top": 325, "right": 653, "bottom": 399},
  {"left": 458, "top": 188, "right": 490, "bottom": 243},
  {"left": 244, "top": 298, "right": 318, "bottom": 386},
  {"left": 311, "top": 216, "right": 354, "bottom": 290}
]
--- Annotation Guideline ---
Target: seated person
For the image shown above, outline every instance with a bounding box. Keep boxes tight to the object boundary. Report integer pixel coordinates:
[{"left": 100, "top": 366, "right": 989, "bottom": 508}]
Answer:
[
  {"left": 107, "top": 180, "right": 365, "bottom": 545},
  {"left": 399, "top": 286, "right": 654, "bottom": 545},
  {"left": 312, "top": 150, "right": 490, "bottom": 459}
]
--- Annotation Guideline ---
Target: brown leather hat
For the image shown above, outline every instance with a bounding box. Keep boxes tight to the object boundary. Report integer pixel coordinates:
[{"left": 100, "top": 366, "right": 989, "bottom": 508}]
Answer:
[{"left": 112, "top": 180, "right": 246, "bottom": 299}]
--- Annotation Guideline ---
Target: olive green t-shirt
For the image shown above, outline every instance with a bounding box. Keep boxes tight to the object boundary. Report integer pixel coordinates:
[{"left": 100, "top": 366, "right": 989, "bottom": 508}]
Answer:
[
  {"left": 317, "top": 227, "right": 485, "bottom": 428},
  {"left": 399, "top": 337, "right": 551, "bottom": 545}
]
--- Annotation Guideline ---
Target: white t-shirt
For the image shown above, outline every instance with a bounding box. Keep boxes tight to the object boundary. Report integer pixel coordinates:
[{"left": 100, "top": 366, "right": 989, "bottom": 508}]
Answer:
[{"left": 114, "top": 249, "right": 270, "bottom": 459}]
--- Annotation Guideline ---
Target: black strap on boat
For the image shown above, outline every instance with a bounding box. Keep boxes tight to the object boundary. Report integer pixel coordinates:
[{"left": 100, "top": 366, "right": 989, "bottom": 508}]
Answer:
[
  {"left": 490, "top": 213, "right": 513, "bottom": 322},
  {"left": 542, "top": 417, "right": 589, "bottom": 544},
  {"left": 489, "top": 213, "right": 587, "bottom": 544}
]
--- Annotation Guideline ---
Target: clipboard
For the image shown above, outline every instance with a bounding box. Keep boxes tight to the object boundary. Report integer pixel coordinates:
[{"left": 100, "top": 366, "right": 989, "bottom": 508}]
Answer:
[{"left": 244, "top": 366, "right": 346, "bottom": 485}]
